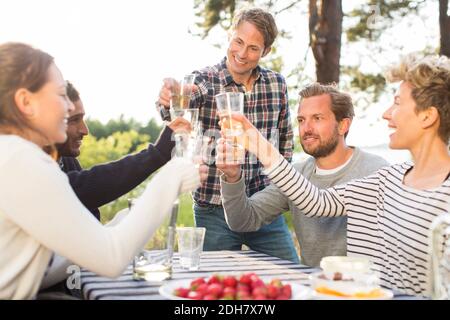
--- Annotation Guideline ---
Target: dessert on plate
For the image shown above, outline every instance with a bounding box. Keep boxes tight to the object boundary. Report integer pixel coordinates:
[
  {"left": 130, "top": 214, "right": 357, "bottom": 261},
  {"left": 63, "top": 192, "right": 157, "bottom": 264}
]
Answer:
[{"left": 310, "top": 256, "right": 391, "bottom": 299}]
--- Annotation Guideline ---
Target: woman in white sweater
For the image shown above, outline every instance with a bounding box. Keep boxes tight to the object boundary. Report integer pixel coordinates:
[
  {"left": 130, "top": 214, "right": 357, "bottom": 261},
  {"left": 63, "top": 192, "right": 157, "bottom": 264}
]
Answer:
[
  {"left": 0, "top": 42, "right": 201, "bottom": 299},
  {"left": 218, "top": 54, "right": 450, "bottom": 297}
]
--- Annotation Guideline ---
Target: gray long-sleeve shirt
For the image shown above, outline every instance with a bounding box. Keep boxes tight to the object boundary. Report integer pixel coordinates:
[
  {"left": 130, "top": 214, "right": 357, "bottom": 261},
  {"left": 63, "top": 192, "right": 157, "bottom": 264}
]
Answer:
[{"left": 221, "top": 147, "right": 389, "bottom": 267}]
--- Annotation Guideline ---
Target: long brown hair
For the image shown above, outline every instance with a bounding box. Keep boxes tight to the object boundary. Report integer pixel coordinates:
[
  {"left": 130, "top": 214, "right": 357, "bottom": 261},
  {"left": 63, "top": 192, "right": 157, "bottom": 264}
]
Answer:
[{"left": 0, "top": 42, "right": 58, "bottom": 158}]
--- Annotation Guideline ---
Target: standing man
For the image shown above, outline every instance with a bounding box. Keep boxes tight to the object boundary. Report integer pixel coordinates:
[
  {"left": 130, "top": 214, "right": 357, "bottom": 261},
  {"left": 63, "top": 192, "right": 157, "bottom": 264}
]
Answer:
[
  {"left": 158, "top": 7, "right": 298, "bottom": 262},
  {"left": 217, "top": 83, "right": 389, "bottom": 267}
]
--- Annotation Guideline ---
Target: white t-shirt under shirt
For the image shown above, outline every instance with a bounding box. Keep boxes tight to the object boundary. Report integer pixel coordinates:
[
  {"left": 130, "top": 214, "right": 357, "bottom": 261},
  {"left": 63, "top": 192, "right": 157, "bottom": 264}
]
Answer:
[
  {"left": 315, "top": 153, "right": 354, "bottom": 176},
  {"left": 0, "top": 135, "right": 198, "bottom": 299}
]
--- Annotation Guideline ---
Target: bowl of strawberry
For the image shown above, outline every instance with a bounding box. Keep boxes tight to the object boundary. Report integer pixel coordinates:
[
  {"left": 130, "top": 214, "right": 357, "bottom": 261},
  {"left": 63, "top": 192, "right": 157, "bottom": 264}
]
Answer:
[{"left": 159, "top": 273, "right": 303, "bottom": 300}]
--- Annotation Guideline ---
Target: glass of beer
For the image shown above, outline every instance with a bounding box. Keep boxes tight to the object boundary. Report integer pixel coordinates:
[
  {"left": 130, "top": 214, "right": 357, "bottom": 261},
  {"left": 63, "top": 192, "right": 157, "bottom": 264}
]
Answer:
[
  {"left": 169, "top": 74, "right": 196, "bottom": 110},
  {"left": 215, "top": 92, "right": 245, "bottom": 163}
]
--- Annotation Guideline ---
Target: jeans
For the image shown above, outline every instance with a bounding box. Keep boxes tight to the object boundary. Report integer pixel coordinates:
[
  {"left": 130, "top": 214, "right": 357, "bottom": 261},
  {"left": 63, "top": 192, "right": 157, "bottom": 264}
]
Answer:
[{"left": 194, "top": 204, "right": 299, "bottom": 263}]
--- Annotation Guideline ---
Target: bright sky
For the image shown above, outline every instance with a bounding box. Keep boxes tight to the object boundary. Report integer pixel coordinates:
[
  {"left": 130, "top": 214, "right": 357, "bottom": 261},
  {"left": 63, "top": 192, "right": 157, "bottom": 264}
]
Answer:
[{"left": 0, "top": 0, "right": 439, "bottom": 156}]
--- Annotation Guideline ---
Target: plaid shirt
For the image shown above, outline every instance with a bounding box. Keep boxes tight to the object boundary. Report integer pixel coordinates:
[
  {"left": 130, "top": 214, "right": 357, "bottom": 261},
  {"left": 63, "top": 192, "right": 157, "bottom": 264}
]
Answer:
[{"left": 190, "top": 57, "right": 293, "bottom": 205}]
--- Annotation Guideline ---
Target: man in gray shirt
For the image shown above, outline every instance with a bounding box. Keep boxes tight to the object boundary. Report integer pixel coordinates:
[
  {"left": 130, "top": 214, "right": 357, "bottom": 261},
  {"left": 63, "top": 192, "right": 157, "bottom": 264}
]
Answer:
[{"left": 217, "top": 83, "right": 389, "bottom": 267}]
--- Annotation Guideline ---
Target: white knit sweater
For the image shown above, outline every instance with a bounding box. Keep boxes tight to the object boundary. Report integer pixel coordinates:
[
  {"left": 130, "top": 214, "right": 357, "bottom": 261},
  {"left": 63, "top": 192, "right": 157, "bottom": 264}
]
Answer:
[{"left": 0, "top": 135, "right": 199, "bottom": 299}]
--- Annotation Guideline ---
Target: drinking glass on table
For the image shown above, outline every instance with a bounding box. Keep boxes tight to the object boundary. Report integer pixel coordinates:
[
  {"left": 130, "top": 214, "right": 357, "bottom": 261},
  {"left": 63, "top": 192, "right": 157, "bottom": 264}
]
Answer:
[
  {"left": 215, "top": 92, "right": 245, "bottom": 164},
  {"left": 176, "top": 227, "right": 206, "bottom": 271},
  {"left": 130, "top": 198, "right": 179, "bottom": 282}
]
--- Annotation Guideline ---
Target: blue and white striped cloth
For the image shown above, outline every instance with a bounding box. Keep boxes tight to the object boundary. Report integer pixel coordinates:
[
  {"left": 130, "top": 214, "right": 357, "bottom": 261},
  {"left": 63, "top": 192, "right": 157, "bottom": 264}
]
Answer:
[{"left": 80, "top": 250, "right": 419, "bottom": 300}]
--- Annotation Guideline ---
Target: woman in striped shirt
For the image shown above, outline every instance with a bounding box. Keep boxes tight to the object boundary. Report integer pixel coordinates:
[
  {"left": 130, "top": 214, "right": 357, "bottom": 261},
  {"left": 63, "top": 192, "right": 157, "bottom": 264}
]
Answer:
[{"left": 220, "top": 54, "right": 450, "bottom": 297}]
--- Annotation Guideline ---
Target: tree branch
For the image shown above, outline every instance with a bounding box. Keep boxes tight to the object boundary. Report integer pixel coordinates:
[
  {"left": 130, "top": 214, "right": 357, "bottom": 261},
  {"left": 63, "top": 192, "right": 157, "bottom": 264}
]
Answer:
[{"left": 274, "top": 0, "right": 302, "bottom": 16}]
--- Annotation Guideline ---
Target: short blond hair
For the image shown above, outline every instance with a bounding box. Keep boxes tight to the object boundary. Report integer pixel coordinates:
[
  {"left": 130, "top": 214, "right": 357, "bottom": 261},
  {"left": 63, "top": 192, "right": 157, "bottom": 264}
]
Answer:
[{"left": 386, "top": 54, "right": 450, "bottom": 143}]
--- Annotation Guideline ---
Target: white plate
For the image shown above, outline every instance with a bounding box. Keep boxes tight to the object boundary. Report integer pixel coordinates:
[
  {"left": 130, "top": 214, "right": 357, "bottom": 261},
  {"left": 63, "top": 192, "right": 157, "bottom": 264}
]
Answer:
[
  {"left": 312, "top": 287, "right": 394, "bottom": 300},
  {"left": 159, "top": 278, "right": 313, "bottom": 300}
]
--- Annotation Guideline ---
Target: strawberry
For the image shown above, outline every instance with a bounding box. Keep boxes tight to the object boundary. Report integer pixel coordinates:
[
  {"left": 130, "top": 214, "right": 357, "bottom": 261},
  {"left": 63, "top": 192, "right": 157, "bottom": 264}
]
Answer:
[
  {"left": 203, "top": 294, "right": 217, "bottom": 300},
  {"left": 236, "top": 291, "right": 251, "bottom": 300},
  {"left": 281, "top": 284, "right": 292, "bottom": 298},
  {"left": 249, "top": 273, "right": 261, "bottom": 283},
  {"left": 251, "top": 279, "right": 265, "bottom": 289},
  {"left": 276, "top": 294, "right": 290, "bottom": 300},
  {"left": 222, "top": 286, "right": 237, "bottom": 299},
  {"left": 222, "top": 275, "right": 237, "bottom": 288},
  {"left": 187, "top": 290, "right": 204, "bottom": 300},
  {"left": 206, "top": 283, "right": 224, "bottom": 297},
  {"left": 190, "top": 277, "right": 206, "bottom": 290},
  {"left": 251, "top": 286, "right": 267, "bottom": 298},
  {"left": 173, "top": 287, "right": 190, "bottom": 298},
  {"left": 236, "top": 283, "right": 250, "bottom": 292},
  {"left": 266, "top": 284, "right": 280, "bottom": 299},
  {"left": 269, "top": 278, "right": 283, "bottom": 288},
  {"left": 195, "top": 283, "right": 209, "bottom": 295},
  {"left": 207, "top": 274, "right": 223, "bottom": 285},
  {"left": 239, "top": 274, "right": 252, "bottom": 286}
]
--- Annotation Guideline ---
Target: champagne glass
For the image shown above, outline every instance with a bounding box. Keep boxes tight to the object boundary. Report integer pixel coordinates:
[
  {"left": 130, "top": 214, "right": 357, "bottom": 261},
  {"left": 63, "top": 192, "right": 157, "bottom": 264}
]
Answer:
[
  {"left": 169, "top": 74, "right": 196, "bottom": 110},
  {"left": 215, "top": 92, "right": 245, "bottom": 164}
]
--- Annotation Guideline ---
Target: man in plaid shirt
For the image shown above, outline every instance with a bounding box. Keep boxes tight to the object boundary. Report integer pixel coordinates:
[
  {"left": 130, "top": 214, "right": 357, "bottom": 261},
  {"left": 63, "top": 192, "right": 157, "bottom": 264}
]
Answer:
[{"left": 158, "top": 7, "right": 298, "bottom": 262}]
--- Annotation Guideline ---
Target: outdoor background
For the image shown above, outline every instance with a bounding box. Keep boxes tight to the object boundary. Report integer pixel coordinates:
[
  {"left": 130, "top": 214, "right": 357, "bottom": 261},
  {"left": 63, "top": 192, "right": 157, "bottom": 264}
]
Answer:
[{"left": 2, "top": 0, "right": 448, "bottom": 254}]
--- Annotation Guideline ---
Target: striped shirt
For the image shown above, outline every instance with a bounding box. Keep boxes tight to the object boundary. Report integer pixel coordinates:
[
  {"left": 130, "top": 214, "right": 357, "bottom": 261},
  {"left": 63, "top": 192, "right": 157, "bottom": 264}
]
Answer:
[
  {"left": 265, "top": 157, "right": 450, "bottom": 297},
  {"left": 190, "top": 57, "right": 293, "bottom": 205}
]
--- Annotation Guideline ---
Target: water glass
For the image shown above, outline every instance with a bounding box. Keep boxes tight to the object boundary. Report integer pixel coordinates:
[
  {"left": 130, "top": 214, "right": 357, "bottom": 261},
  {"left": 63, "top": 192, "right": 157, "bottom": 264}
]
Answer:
[
  {"left": 176, "top": 227, "right": 206, "bottom": 271},
  {"left": 130, "top": 199, "right": 179, "bottom": 282}
]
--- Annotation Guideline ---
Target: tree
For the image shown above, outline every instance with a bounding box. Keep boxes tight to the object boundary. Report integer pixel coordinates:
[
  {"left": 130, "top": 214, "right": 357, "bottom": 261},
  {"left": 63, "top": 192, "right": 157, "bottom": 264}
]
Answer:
[
  {"left": 309, "top": 0, "right": 343, "bottom": 83},
  {"left": 440, "top": 0, "right": 450, "bottom": 57},
  {"left": 192, "top": 0, "right": 442, "bottom": 106},
  {"left": 139, "top": 118, "right": 164, "bottom": 143},
  {"left": 191, "top": 1, "right": 349, "bottom": 86}
]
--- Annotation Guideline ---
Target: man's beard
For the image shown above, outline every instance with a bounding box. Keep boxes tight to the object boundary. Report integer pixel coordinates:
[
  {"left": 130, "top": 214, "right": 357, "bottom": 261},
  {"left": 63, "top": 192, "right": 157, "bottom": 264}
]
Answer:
[{"left": 301, "top": 126, "right": 339, "bottom": 159}]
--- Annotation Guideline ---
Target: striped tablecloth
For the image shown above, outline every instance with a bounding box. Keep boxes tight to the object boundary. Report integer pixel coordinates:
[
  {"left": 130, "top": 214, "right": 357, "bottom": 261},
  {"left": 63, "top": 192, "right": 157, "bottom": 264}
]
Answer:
[{"left": 80, "top": 250, "right": 418, "bottom": 300}]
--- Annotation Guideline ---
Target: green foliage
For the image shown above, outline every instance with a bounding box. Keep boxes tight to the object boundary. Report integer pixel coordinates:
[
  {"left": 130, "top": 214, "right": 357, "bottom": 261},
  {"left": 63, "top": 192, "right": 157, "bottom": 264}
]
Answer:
[
  {"left": 99, "top": 184, "right": 145, "bottom": 224},
  {"left": 341, "top": 66, "right": 386, "bottom": 101},
  {"left": 77, "top": 122, "right": 195, "bottom": 227},
  {"left": 260, "top": 46, "right": 284, "bottom": 73},
  {"left": 78, "top": 130, "right": 150, "bottom": 169},
  {"left": 139, "top": 118, "right": 164, "bottom": 143},
  {"left": 193, "top": 0, "right": 237, "bottom": 38},
  {"left": 100, "top": 183, "right": 195, "bottom": 228},
  {"left": 86, "top": 115, "right": 163, "bottom": 143},
  {"left": 177, "top": 194, "right": 195, "bottom": 227}
]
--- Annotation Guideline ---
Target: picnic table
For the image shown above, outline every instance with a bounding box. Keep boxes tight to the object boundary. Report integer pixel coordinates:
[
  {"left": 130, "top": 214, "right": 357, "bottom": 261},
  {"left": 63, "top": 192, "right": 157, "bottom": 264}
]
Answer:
[{"left": 80, "top": 250, "right": 419, "bottom": 300}]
